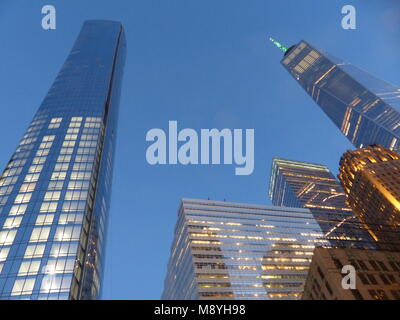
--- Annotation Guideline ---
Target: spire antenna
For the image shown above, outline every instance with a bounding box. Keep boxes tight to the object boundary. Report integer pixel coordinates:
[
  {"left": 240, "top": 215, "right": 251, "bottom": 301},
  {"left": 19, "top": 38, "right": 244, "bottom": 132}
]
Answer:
[{"left": 268, "top": 37, "right": 288, "bottom": 53}]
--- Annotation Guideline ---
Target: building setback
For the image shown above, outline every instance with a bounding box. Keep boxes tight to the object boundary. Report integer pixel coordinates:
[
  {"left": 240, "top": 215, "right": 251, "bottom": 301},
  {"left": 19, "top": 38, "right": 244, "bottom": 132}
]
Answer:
[
  {"left": 0, "top": 20, "right": 126, "bottom": 299},
  {"left": 162, "top": 198, "right": 327, "bottom": 300},
  {"left": 338, "top": 145, "right": 400, "bottom": 251},
  {"left": 302, "top": 246, "right": 400, "bottom": 300}
]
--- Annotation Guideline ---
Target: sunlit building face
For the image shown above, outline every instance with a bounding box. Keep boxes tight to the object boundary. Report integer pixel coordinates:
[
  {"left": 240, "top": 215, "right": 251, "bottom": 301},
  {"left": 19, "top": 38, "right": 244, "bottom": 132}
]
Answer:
[
  {"left": 0, "top": 20, "right": 126, "bottom": 299},
  {"left": 162, "top": 198, "right": 327, "bottom": 300},
  {"left": 281, "top": 40, "right": 400, "bottom": 152},
  {"left": 269, "top": 158, "right": 375, "bottom": 249},
  {"left": 338, "top": 145, "right": 400, "bottom": 251}
]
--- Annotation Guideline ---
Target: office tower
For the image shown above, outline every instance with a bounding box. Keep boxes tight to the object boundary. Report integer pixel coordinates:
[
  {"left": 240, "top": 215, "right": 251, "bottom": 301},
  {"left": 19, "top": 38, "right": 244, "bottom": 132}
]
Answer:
[
  {"left": 0, "top": 20, "right": 126, "bottom": 299},
  {"left": 269, "top": 158, "right": 374, "bottom": 248},
  {"left": 271, "top": 38, "right": 400, "bottom": 151},
  {"left": 338, "top": 145, "right": 400, "bottom": 250},
  {"left": 302, "top": 246, "right": 400, "bottom": 300},
  {"left": 162, "top": 198, "right": 327, "bottom": 300}
]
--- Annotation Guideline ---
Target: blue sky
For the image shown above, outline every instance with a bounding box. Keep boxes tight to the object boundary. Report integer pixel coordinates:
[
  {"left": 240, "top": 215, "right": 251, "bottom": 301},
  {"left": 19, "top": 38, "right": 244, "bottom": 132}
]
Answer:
[{"left": 0, "top": 0, "right": 399, "bottom": 299}]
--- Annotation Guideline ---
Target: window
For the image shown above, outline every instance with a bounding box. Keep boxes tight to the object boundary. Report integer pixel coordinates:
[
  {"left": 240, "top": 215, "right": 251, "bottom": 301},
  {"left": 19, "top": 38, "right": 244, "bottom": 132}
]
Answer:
[
  {"left": 0, "top": 230, "right": 17, "bottom": 245},
  {"left": 11, "top": 278, "right": 36, "bottom": 296},
  {"left": 65, "top": 191, "right": 88, "bottom": 201},
  {"left": 366, "top": 274, "right": 378, "bottom": 285},
  {"left": 44, "top": 191, "right": 61, "bottom": 201},
  {"left": 3, "top": 216, "right": 23, "bottom": 229},
  {"left": 54, "top": 163, "right": 69, "bottom": 171},
  {"left": 58, "top": 213, "right": 83, "bottom": 225},
  {"left": 9, "top": 204, "right": 28, "bottom": 216},
  {"left": 47, "top": 181, "right": 64, "bottom": 190},
  {"left": 67, "top": 181, "right": 89, "bottom": 190},
  {"left": 50, "top": 243, "right": 78, "bottom": 257},
  {"left": 351, "top": 289, "right": 364, "bottom": 300},
  {"left": 35, "top": 214, "right": 54, "bottom": 226},
  {"left": 32, "top": 156, "right": 46, "bottom": 165},
  {"left": 51, "top": 172, "right": 66, "bottom": 181},
  {"left": 55, "top": 226, "right": 81, "bottom": 241},
  {"left": 40, "top": 202, "right": 58, "bottom": 213},
  {"left": 29, "top": 227, "right": 51, "bottom": 242},
  {"left": 18, "top": 260, "right": 41, "bottom": 276},
  {"left": 62, "top": 201, "right": 86, "bottom": 212},
  {"left": 24, "top": 245, "right": 45, "bottom": 258},
  {"left": 14, "top": 193, "right": 32, "bottom": 204},
  {"left": 57, "top": 155, "right": 71, "bottom": 163},
  {"left": 24, "top": 173, "right": 40, "bottom": 182},
  {"left": 0, "top": 247, "right": 10, "bottom": 261},
  {"left": 19, "top": 183, "right": 36, "bottom": 193}
]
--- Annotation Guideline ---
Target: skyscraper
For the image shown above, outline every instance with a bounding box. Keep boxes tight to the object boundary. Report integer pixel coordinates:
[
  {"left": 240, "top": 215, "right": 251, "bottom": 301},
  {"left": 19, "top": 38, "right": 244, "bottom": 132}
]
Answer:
[
  {"left": 338, "top": 145, "right": 400, "bottom": 250},
  {"left": 272, "top": 38, "right": 400, "bottom": 151},
  {"left": 0, "top": 20, "right": 126, "bottom": 299},
  {"left": 162, "top": 198, "right": 327, "bottom": 300},
  {"left": 269, "top": 158, "right": 375, "bottom": 248}
]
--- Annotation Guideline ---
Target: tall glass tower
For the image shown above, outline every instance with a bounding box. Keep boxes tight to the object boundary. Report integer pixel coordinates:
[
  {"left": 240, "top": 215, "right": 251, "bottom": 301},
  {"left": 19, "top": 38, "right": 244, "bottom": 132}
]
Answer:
[
  {"left": 269, "top": 158, "right": 375, "bottom": 249},
  {"left": 162, "top": 198, "right": 327, "bottom": 300},
  {"left": 273, "top": 39, "right": 400, "bottom": 151},
  {"left": 0, "top": 20, "right": 126, "bottom": 299}
]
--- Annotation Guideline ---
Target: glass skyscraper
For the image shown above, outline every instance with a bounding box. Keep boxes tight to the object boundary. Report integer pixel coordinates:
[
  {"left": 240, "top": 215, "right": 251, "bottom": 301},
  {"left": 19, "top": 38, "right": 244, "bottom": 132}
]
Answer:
[
  {"left": 269, "top": 158, "right": 375, "bottom": 249},
  {"left": 0, "top": 20, "right": 126, "bottom": 299},
  {"left": 162, "top": 198, "right": 327, "bottom": 300},
  {"left": 277, "top": 39, "right": 400, "bottom": 151}
]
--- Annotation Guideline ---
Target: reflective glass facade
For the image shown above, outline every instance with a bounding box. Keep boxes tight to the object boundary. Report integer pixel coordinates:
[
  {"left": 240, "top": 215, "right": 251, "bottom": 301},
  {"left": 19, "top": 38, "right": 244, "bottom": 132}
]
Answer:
[
  {"left": 162, "top": 198, "right": 327, "bottom": 300},
  {"left": 0, "top": 20, "right": 126, "bottom": 299},
  {"left": 269, "top": 158, "right": 375, "bottom": 249},
  {"left": 281, "top": 40, "right": 400, "bottom": 151}
]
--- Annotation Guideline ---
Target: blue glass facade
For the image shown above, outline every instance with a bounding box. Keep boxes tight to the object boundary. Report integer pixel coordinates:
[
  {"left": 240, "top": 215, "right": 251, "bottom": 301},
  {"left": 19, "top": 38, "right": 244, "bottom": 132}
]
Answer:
[
  {"left": 281, "top": 41, "right": 400, "bottom": 151},
  {"left": 269, "top": 158, "right": 376, "bottom": 249},
  {"left": 0, "top": 20, "right": 126, "bottom": 299}
]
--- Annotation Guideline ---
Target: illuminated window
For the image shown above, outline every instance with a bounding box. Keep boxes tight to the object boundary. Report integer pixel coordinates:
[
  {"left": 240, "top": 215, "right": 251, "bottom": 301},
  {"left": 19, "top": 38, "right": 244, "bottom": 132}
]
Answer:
[
  {"left": 0, "top": 247, "right": 10, "bottom": 261},
  {"left": 11, "top": 278, "right": 36, "bottom": 296},
  {"left": 24, "top": 245, "right": 45, "bottom": 258},
  {"left": 40, "top": 202, "right": 58, "bottom": 213},
  {"left": 70, "top": 172, "right": 91, "bottom": 180},
  {"left": 59, "top": 213, "right": 83, "bottom": 225},
  {"left": 29, "top": 227, "right": 51, "bottom": 242},
  {"left": 35, "top": 149, "right": 49, "bottom": 156},
  {"left": 35, "top": 214, "right": 54, "bottom": 226},
  {"left": 48, "top": 117, "right": 62, "bottom": 129},
  {"left": 9, "top": 204, "right": 28, "bottom": 216},
  {"left": 24, "top": 173, "right": 40, "bottom": 182},
  {"left": 42, "top": 135, "right": 55, "bottom": 142},
  {"left": 50, "top": 243, "right": 78, "bottom": 257},
  {"left": 14, "top": 193, "right": 32, "bottom": 204},
  {"left": 54, "top": 163, "right": 69, "bottom": 171},
  {"left": 57, "top": 155, "right": 71, "bottom": 163},
  {"left": 62, "top": 141, "right": 75, "bottom": 147},
  {"left": 0, "top": 230, "right": 17, "bottom": 245},
  {"left": 38, "top": 142, "right": 53, "bottom": 149},
  {"left": 44, "top": 191, "right": 61, "bottom": 201},
  {"left": 55, "top": 226, "right": 81, "bottom": 241},
  {"left": 51, "top": 172, "right": 66, "bottom": 181},
  {"left": 3, "top": 216, "right": 23, "bottom": 229},
  {"left": 18, "top": 261, "right": 41, "bottom": 276},
  {"left": 62, "top": 201, "right": 86, "bottom": 212},
  {"left": 48, "top": 181, "right": 64, "bottom": 190},
  {"left": 19, "top": 183, "right": 36, "bottom": 193},
  {"left": 28, "top": 165, "right": 43, "bottom": 173},
  {"left": 67, "top": 181, "right": 89, "bottom": 190},
  {"left": 65, "top": 191, "right": 88, "bottom": 201}
]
